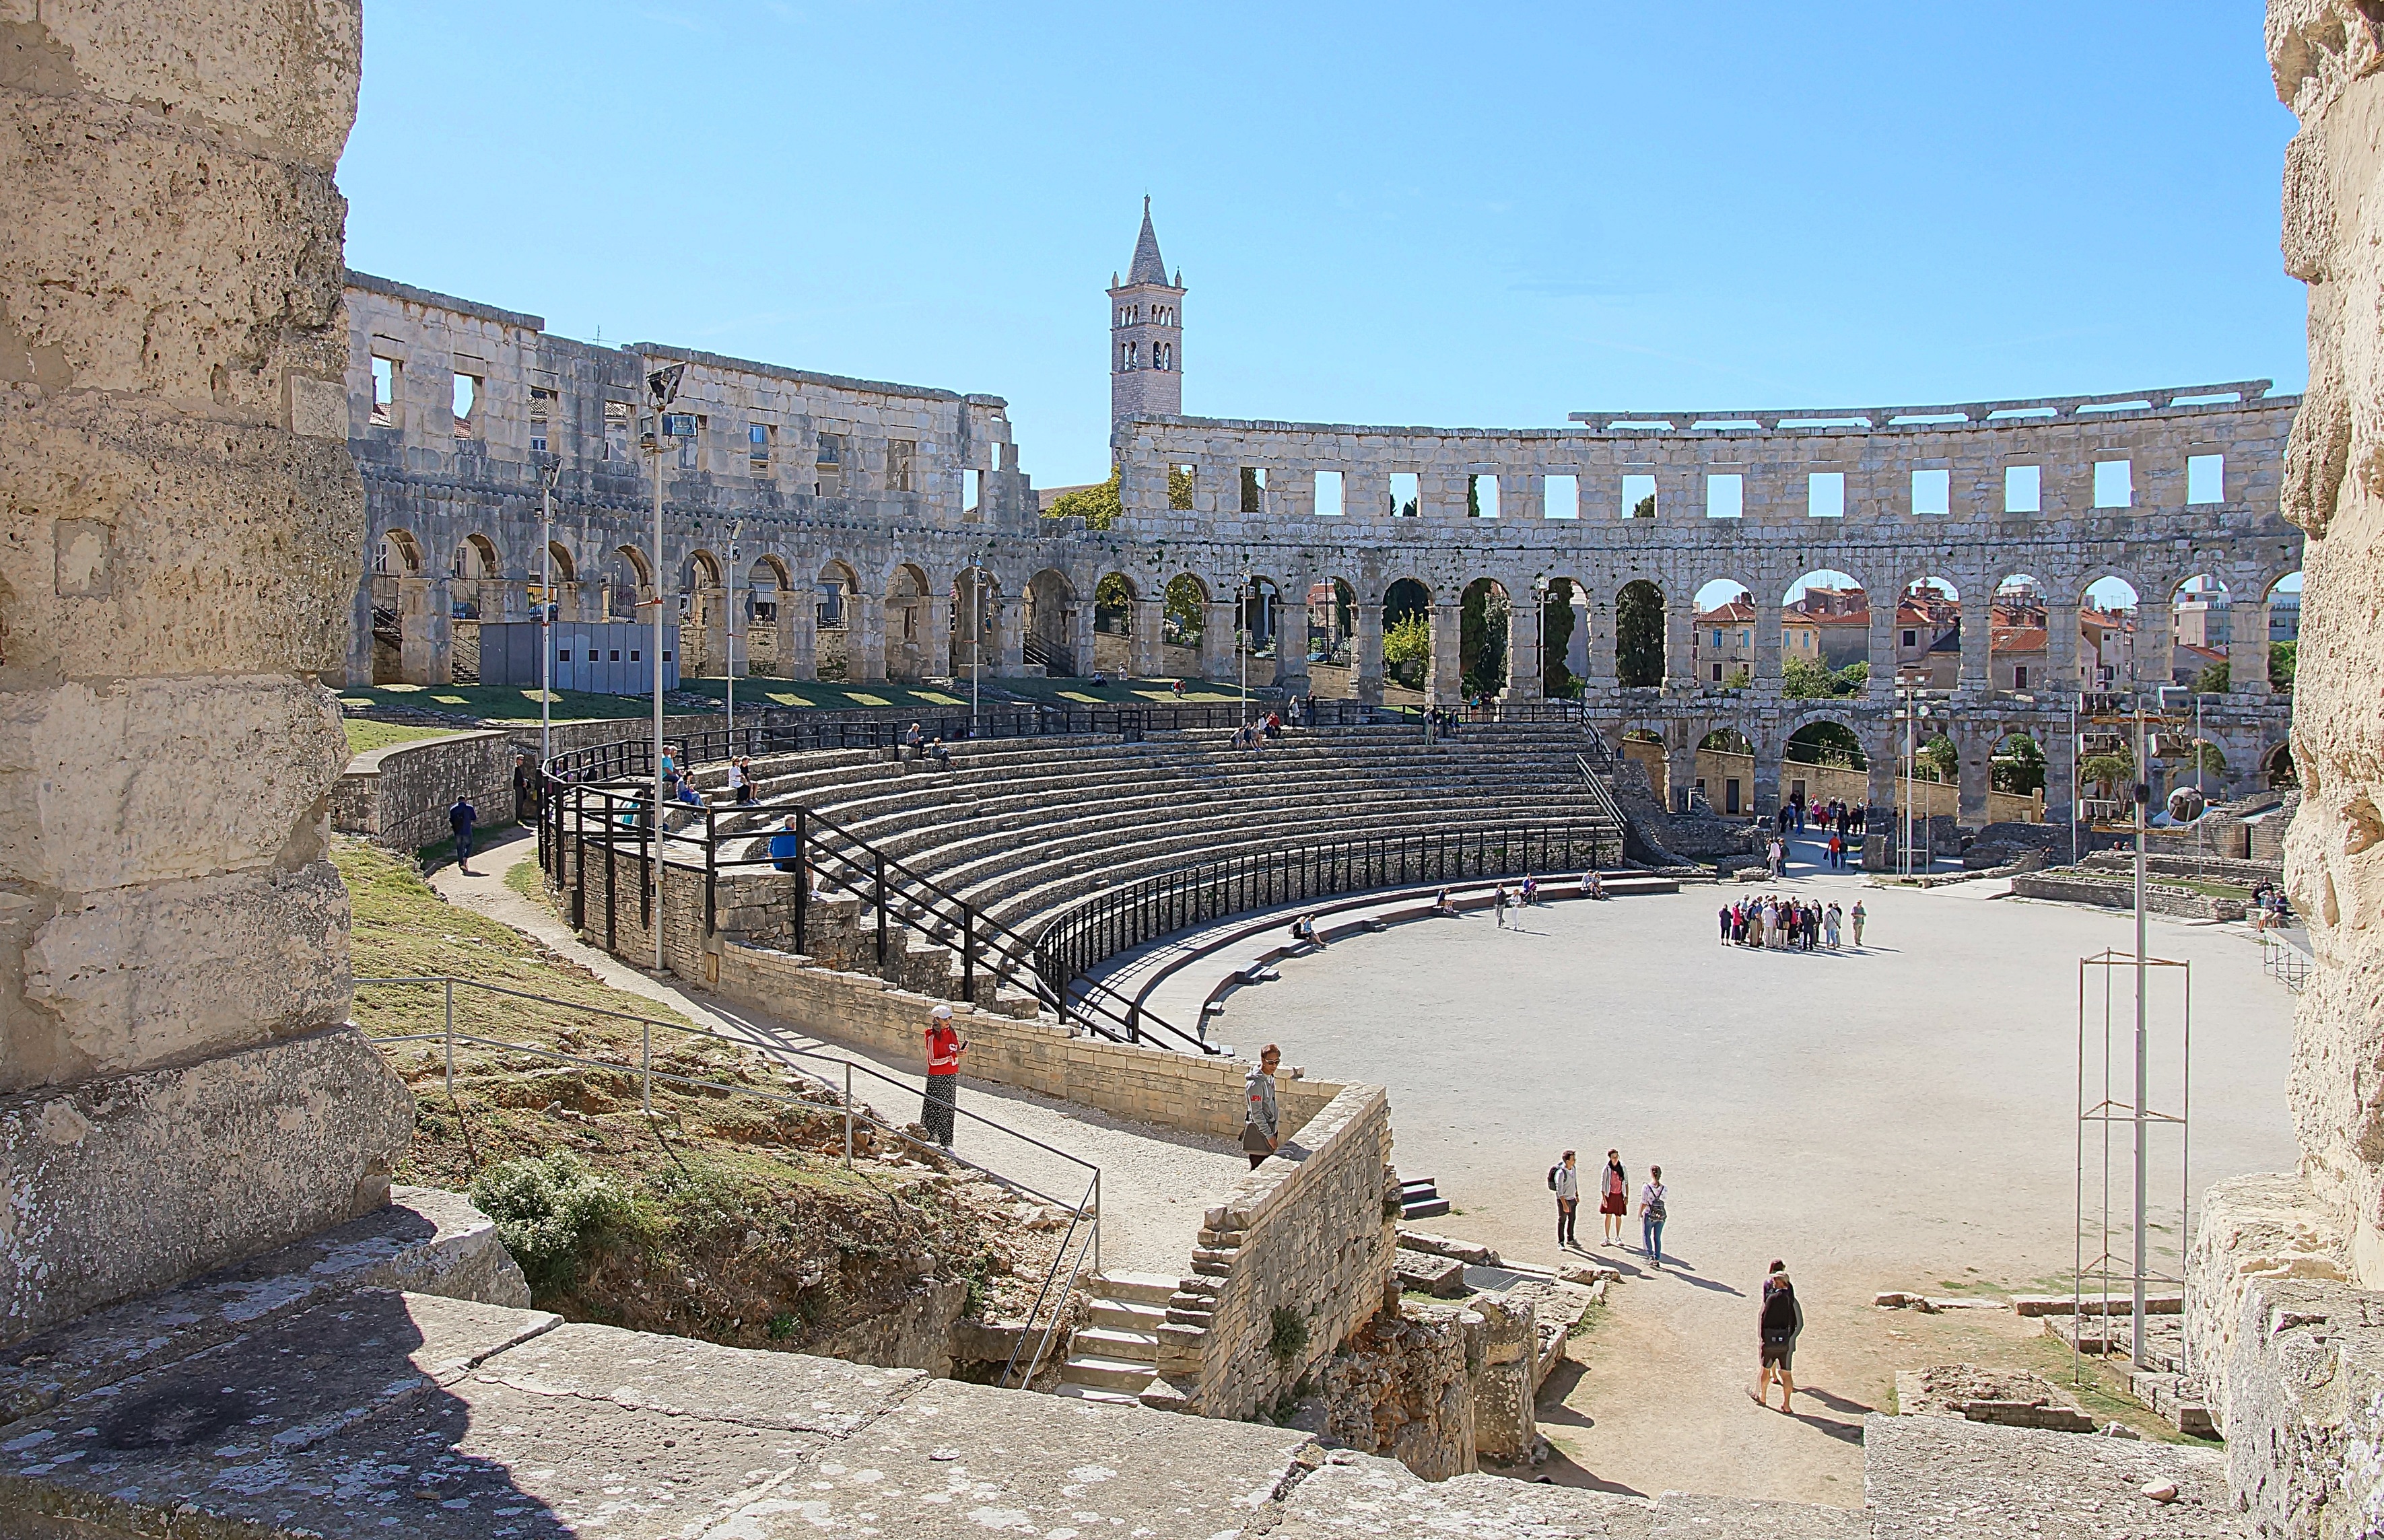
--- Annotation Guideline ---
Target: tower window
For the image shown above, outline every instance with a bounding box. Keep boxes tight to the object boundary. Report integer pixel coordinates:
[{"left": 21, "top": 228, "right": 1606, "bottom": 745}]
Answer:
[
  {"left": 370, "top": 355, "right": 400, "bottom": 427},
  {"left": 1120, "top": 342, "right": 1138, "bottom": 372},
  {"left": 887, "top": 439, "right": 916, "bottom": 492}
]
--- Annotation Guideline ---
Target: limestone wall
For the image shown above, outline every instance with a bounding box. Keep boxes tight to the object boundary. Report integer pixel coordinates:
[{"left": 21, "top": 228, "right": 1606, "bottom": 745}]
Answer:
[
  {"left": 1153, "top": 1083, "right": 1398, "bottom": 1420},
  {"left": 333, "top": 730, "right": 520, "bottom": 852},
  {"left": 0, "top": 0, "right": 409, "bottom": 1343}
]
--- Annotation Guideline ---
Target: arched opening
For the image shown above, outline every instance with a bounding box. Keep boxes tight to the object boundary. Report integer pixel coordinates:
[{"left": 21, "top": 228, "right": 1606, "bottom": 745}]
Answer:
[
  {"left": 743, "top": 556, "right": 789, "bottom": 673},
  {"left": 2265, "top": 742, "right": 2298, "bottom": 790},
  {"left": 1691, "top": 579, "right": 1754, "bottom": 690},
  {"left": 1989, "top": 575, "right": 2049, "bottom": 695},
  {"left": 1025, "top": 567, "right": 1077, "bottom": 676},
  {"left": 1619, "top": 727, "right": 1669, "bottom": 805},
  {"left": 2171, "top": 573, "right": 2231, "bottom": 691},
  {"left": 815, "top": 560, "right": 858, "bottom": 681},
  {"left": 1616, "top": 579, "right": 1665, "bottom": 688},
  {"left": 376, "top": 529, "right": 423, "bottom": 578},
  {"left": 1696, "top": 728, "right": 1756, "bottom": 816},
  {"left": 887, "top": 563, "right": 936, "bottom": 682},
  {"left": 1459, "top": 578, "right": 1509, "bottom": 700},
  {"left": 1093, "top": 573, "right": 1136, "bottom": 677},
  {"left": 1782, "top": 571, "right": 1868, "bottom": 697},
  {"left": 1236, "top": 575, "right": 1283, "bottom": 684},
  {"left": 1895, "top": 578, "right": 1961, "bottom": 691},
  {"left": 2267, "top": 572, "right": 2302, "bottom": 692},
  {"left": 369, "top": 530, "right": 426, "bottom": 686},
  {"left": 1541, "top": 575, "right": 1586, "bottom": 697},
  {"left": 446, "top": 534, "right": 503, "bottom": 682},
  {"left": 1162, "top": 573, "right": 1209, "bottom": 676},
  {"left": 685, "top": 549, "right": 724, "bottom": 592},
  {"left": 605, "top": 546, "right": 652, "bottom": 621},
  {"left": 1784, "top": 720, "right": 1866, "bottom": 820},
  {"left": 1992, "top": 732, "right": 2047, "bottom": 822},
  {"left": 952, "top": 565, "right": 999, "bottom": 677},
  {"left": 1383, "top": 578, "right": 1432, "bottom": 693},
  {"left": 1306, "top": 577, "right": 1359, "bottom": 698},
  {"left": 2081, "top": 577, "right": 2140, "bottom": 691}
]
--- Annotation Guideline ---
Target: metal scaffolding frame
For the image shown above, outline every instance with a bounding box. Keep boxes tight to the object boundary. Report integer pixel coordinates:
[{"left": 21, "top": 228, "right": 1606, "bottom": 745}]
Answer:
[{"left": 2074, "top": 947, "right": 2191, "bottom": 1378}]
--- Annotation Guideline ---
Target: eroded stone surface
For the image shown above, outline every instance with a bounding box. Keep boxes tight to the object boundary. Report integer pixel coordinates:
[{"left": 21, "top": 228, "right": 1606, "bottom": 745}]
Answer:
[
  {"left": 0, "top": 1185, "right": 524, "bottom": 1427},
  {"left": 1863, "top": 1413, "right": 2233, "bottom": 1539},
  {"left": 1273, "top": 1455, "right": 1658, "bottom": 1538}
]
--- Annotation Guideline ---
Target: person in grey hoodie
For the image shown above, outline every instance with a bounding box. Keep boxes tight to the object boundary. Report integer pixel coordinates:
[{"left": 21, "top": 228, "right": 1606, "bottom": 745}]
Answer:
[{"left": 1242, "top": 1045, "right": 1283, "bottom": 1169}]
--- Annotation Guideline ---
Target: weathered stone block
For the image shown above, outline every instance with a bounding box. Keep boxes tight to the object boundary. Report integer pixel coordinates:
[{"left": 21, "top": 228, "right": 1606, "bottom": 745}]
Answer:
[{"left": 0, "top": 1024, "right": 409, "bottom": 1344}]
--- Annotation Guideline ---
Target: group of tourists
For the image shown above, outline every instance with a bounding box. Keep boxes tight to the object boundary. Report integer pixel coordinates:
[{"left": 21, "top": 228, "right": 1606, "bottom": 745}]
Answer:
[
  {"left": 1719, "top": 895, "right": 1862, "bottom": 950},
  {"left": 1231, "top": 711, "right": 1285, "bottom": 748},
  {"left": 2249, "top": 881, "right": 2294, "bottom": 930},
  {"left": 1549, "top": 1150, "right": 1668, "bottom": 1265},
  {"left": 1779, "top": 796, "right": 1866, "bottom": 838}
]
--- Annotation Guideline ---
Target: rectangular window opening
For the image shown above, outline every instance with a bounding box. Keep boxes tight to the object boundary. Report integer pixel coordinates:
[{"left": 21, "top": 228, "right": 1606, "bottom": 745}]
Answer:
[
  {"left": 2093, "top": 459, "right": 2132, "bottom": 509},
  {"left": 1705, "top": 473, "right": 1742, "bottom": 520},
  {"left": 603, "top": 400, "right": 631, "bottom": 462},
  {"left": 2187, "top": 453, "right": 2224, "bottom": 505},
  {"left": 2004, "top": 464, "right": 2041, "bottom": 514},
  {"left": 888, "top": 439, "right": 916, "bottom": 493},
  {"left": 370, "top": 357, "right": 398, "bottom": 427},
  {"left": 815, "top": 431, "right": 844, "bottom": 497},
  {"left": 1622, "top": 473, "right": 1658, "bottom": 520},
  {"left": 1314, "top": 470, "right": 1344, "bottom": 517},
  {"left": 1169, "top": 464, "right": 1196, "bottom": 510},
  {"left": 528, "top": 386, "right": 552, "bottom": 455},
  {"left": 451, "top": 372, "right": 481, "bottom": 439},
  {"left": 1911, "top": 467, "right": 1950, "bottom": 516},
  {"left": 1807, "top": 471, "right": 1845, "bottom": 518},
  {"left": 1543, "top": 473, "right": 1578, "bottom": 520},
  {"left": 1239, "top": 465, "right": 1267, "bottom": 514},
  {"left": 1468, "top": 473, "right": 1499, "bottom": 518},
  {"left": 749, "top": 423, "right": 774, "bottom": 476},
  {"left": 1388, "top": 472, "right": 1419, "bottom": 518},
  {"left": 963, "top": 467, "right": 982, "bottom": 512}
]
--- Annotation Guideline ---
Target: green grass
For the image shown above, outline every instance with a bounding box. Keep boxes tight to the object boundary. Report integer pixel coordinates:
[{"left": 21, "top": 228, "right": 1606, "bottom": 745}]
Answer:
[
  {"left": 338, "top": 681, "right": 669, "bottom": 724},
  {"left": 343, "top": 719, "right": 469, "bottom": 755},
  {"left": 674, "top": 676, "right": 974, "bottom": 712},
  {"left": 970, "top": 674, "right": 1266, "bottom": 706}
]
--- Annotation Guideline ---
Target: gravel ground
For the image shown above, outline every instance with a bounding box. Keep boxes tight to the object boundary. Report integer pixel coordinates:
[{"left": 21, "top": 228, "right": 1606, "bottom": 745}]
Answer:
[{"left": 425, "top": 831, "right": 1246, "bottom": 1278}]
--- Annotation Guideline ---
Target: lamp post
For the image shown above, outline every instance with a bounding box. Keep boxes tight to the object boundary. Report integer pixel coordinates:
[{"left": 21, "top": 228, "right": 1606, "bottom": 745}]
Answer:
[
  {"left": 537, "top": 456, "right": 561, "bottom": 767},
  {"left": 644, "top": 362, "right": 685, "bottom": 975},
  {"left": 971, "top": 553, "right": 987, "bottom": 735},
  {"left": 726, "top": 529, "right": 741, "bottom": 746},
  {"left": 1239, "top": 568, "right": 1252, "bottom": 728},
  {"left": 1532, "top": 574, "right": 1550, "bottom": 705}
]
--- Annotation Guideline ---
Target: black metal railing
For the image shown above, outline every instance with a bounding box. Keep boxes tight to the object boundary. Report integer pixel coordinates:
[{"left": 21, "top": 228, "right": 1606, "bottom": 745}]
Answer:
[{"left": 1032, "top": 822, "right": 1616, "bottom": 1006}]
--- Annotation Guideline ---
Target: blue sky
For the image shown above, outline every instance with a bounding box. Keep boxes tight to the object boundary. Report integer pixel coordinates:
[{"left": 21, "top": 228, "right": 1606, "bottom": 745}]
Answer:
[{"left": 341, "top": 3, "right": 2305, "bottom": 489}]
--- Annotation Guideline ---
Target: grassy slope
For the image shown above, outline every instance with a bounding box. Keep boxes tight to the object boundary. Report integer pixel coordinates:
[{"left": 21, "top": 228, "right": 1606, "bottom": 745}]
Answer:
[
  {"left": 339, "top": 838, "right": 1056, "bottom": 1347},
  {"left": 343, "top": 719, "right": 469, "bottom": 755}
]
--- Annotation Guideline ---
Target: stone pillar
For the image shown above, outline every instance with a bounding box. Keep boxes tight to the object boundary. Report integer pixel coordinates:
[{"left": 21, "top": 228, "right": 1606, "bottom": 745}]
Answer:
[
  {"left": 2043, "top": 726, "right": 2077, "bottom": 840},
  {"left": 398, "top": 575, "right": 450, "bottom": 685},
  {"left": 2231, "top": 600, "right": 2272, "bottom": 695},
  {"left": 1754, "top": 600, "right": 1785, "bottom": 693},
  {"left": 693, "top": 584, "right": 727, "bottom": 677},
  {"left": 1664, "top": 740, "right": 1697, "bottom": 814},
  {"left": 1956, "top": 726, "right": 1992, "bottom": 828},
  {"left": 1866, "top": 735, "right": 1899, "bottom": 820},
  {"left": 1751, "top": 734, "right": 1781, "bottom": 820},
  {"left": 1868, "top": 600, "right": 1898, "bottom": 701},
  {"left": 1130, "top": 597, "right": 1165, "bottom": 678},
  {"left": 1502, "top": 594, "right": 1542, "bottom": 701},
  {"left": 922, "top": 590, "right": 952, "bottom": 680},
  {"left": 775, "top": 600, "right": 815, "bottom": 680},
  {"left": 1581, "top": 593, "right": 1614, "bottom": 693},
  {"left": 852, "top": 593, "right": 887, "bottom": 682},
  {"left": 0, "top": 0, "right": 415, "bottom": 1345},
  {"left": 1067, "top": 594, "right": 1096, "bottom": 680},
  {"left": 993, "top": 596, "right": 1027, "bottom": 678},
  {"left": 1275, "top": 595, "right": 1312, "bottom": 696},
  {"left": 1958, "top": 600, "right": 1991, "bottom": 693},
  {"left": 2139, "top": 600, "right": 2174, "bottom": 693},
  {"left": 1662, "top": 596, "right": 1694, "bottom": 691},
  {"left": 1354, "top": 600, "right": 1385, "bottom": 706},
  {"left": 2047, "top": 602, "right": 2080, "bottom": 693},
  {"left": 1201, "top": 599, "right": 1237, "bottom": 682},
  {"left": 1428, "top": 602, "right": 1464, "bottom": 705}
]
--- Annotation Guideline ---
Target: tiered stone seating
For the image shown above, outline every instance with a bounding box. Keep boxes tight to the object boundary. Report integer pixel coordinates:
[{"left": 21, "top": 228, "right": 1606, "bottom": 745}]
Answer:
[{"left": 688, "top": 724, "right": 1619, "bottom": 1018}]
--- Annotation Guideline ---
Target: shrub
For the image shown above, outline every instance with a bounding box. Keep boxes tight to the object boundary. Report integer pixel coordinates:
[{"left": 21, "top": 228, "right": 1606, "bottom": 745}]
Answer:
[
  {"left": 471, "top": 1151, "right": 636, "bottom": 1294},
  {"left": 1269, "top": 1304, "right": 1310, "bottom": 1366}
]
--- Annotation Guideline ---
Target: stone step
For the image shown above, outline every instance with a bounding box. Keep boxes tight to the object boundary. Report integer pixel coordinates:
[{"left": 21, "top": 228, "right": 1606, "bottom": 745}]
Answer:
[
  {"left": 1057, "top": 1354, "right": 1160, "bottom": 1393},
  {"left": 1087, "top": 1300, "right": 1167, "bottom": 1332},
  {"left": 1070, "top": 1327, "right": 1159, "bottom": 1363},
  {"left": 1048, "top": 1381, "right": 1142, "bottom": 1407},
  {"left": 1086, "top": 1269, "right": 1180, "bottom": 1306}
]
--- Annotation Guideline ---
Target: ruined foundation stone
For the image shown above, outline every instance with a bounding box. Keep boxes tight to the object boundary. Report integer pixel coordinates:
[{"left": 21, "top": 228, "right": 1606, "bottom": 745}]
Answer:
[{"left": 0, "top": 0, "right": 404, "bottom": 1343}]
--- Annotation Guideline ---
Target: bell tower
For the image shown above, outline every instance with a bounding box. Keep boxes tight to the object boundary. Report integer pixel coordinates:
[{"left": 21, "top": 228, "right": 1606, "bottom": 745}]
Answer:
[{"left": 1109, "top": 197, "right": 1184, "bottom": 423}]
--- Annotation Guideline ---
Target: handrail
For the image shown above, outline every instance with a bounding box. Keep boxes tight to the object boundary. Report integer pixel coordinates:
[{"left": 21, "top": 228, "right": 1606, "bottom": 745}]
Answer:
[
  {"left": 352, "top": 972, "right": 1100, "bottom": 1385},
  {"left": 1034, "top": 820, "right": 1621, "bottom": 1002}
]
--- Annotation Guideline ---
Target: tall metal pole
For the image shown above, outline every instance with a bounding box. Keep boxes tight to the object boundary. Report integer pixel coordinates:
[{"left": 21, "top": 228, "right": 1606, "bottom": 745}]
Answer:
[
  {"left": 2132, "top": 700, "right": 2150, "bottom": 1364},
  {"left": 726, "top": 531, "right": 740, "bottom": 743},
  {"left": 1239, "top": 569, "right": 1250, "bottom": 728},
  {"left": 539, "top": 458, "right": 559, "bottom": 767},
  {"left": 972, "top": 558, "right": 984, "bottom": 734},
  {"left": 645, "top": 363, "right": 682, "bottom": 977}
]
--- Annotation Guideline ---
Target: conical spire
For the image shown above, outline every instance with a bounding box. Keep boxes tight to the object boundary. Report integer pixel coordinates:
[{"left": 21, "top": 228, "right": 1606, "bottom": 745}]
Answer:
[{"left": 1127, "top": 196, "right": 1172, "bottom": 287}]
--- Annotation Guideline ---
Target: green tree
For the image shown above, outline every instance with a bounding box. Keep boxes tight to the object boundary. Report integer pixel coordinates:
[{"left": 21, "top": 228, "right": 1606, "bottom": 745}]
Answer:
[
  {"left": 1163, "top": 578, "right": 1204, "bottom": 646},
  {"left": 1630, "top": 493, "right": 1656, "bottom": 520},
  {"left": 1781, "top": 656, "right": 1834, "bottom": 698},
  {"left": 1786, "top": 721, "right": 1864, "bottom": 769},
  {"left": 1383, "top": 612, "right": 1431, "bottom": 685},
  {"left": 1831, "top": 660, "right": 1870, "bottom": 695},
  {"left": 1542, "top": 578, "right": 1577, "bottom": 695},
  {"left": 1168, "top": 464, "right": 1194, "bottom": 510},
  {"left": 2194, "top": 660, "right": 2229, "bottom": 694},
  {"left": 1094, "top": 573, "right": 1132, "bottom": 633},
  {"left": 1615, "top": 581, "right": 1664, "bottom": 687},
  {"left": 2080, "top": 744, "right": 2135, "bottom": 797},
  {"left": 1044, "top": 467, "right": 1122, "bottom": 530},
  {"left": 1917, "top": 733, "right": 1959, "bottom": 783},
  {"left": 1460, "top": 584, "right": 1509, "bottom": 697},
  {"left": 2270, "top": 640, "right": 2296, "bottom": 691},
  {"left": 1991, "top": 735, "right": 2046, "bottom": 796}
]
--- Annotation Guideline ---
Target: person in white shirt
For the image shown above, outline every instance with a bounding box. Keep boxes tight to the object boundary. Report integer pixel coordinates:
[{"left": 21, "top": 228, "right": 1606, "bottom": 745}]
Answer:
[{"left": 1553, "top": 1150, "right": 1581, "bottom": 1249}]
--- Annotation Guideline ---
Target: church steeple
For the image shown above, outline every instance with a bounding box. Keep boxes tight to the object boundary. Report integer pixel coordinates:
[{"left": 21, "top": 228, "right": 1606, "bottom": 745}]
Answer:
[{"left": 1108, "top": 198, "right": 1185, "bottom": 423}]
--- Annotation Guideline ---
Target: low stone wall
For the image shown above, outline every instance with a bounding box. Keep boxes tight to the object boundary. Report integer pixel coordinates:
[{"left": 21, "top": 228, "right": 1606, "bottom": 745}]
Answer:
[
  {"left": 1152, "top": 1082, "right": 1397, "bottom": 1420},
  {"left": 2183, "top": 1171, "right": 2352, "bottom": 1436},
  {"left": 2082, "top": 849, "right": 2282, "bottom": 888},
  {"left": 2008, "top": 868, "right": 2246, "bottom": 921},
  {"left": 334, "top": 730, "right": 520, "bottom": 852}
]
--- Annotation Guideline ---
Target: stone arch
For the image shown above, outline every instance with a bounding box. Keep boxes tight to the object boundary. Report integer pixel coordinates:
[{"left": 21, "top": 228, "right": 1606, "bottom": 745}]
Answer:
[
  {"left": 605, "top": 545, "right": 652, "bottom": 621},
  {"left": 685, "top": 547, "right": 725, "bottom": 590},
  {"left": 543, "top": 540, "right": 576, "bottom": 584},
  {"left": 1988, "top": 571, "right": 2051, "bottom": 694},
  {"left": 1458, "top": 576, "right": 1510, "bottom": 699},
  {"left": 376, "top": 528, "right": 423, "bottom": 577},
  {"left": 953, "top": 563, "right": 1002, "bottom": 676},
  {"left": 2264, "top": 740, "right": 2298, "bottom": 789},
  {"left": 1989, "top": 728, "right": 2049, "bottom": 819},
  {"left": 885, "top": 561, "right": 939, "bottom": 682},
  {"left": 1781, "top": 568, "right": 1868, "bottom": 685},
  {"left": 1615, "top": 578, "right": 1665, "bottom": 688},
  {"left": 1381, "top": 576, "right": 1433, "bottom": 695},
  {"left": 454, "top": 532, "right": 502, "bottom": 580},
  {"left": 1025, "top": 567, "right": 1078, "bottom": 676},
  {"left": 2169, "top": 570, "right": 2232, "bottom": 691},
  {"left": 1535, "top": 571, "right": 1591, "bottom": 698},
  {"left": 812, "top": 559, "right": 859, "bottom": 679},
  {"left": 1163, "top": 572, "right": 1212, "bottom": 666},
  {"left": 1888, "top": 573, "right": 1961, "bottom": 691}
]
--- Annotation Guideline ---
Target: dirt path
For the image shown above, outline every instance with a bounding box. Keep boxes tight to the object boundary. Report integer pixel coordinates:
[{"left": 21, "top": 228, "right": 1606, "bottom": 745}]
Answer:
[{"left": 422, "top": 831, "right": 1246, "bottom": 1277}]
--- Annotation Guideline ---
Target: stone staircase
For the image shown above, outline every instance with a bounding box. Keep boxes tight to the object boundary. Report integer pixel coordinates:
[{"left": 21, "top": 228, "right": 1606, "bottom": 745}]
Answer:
[{"left": 1053, "top": 1270, "right": 1177, "bottom": 1405}]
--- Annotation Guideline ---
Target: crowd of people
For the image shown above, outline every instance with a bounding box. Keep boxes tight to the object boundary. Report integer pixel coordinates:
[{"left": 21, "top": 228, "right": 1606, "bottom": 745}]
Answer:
[
  {"left": 1719, "top": 893, "right": 1862, "bottom": 950},
  {"left": 1549, "top": 1149, "right": 1666, "bottom": 1263},
  {"left": 1777, "top": 796, "right": 1867, "bottom": 838}
]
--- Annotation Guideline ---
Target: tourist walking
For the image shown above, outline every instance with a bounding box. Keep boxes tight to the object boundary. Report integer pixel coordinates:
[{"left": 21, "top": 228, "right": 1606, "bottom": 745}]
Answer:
[
  {"left": 448, "top": 794, "right": 478, "bottom": 876},
  {"left": 1493, "top": 884, "right": 1511, "bottom": 928},
  {"left": 1639, "top": 1166, "right": 1668, "bottom": 1267},
  {"left": 1851, "top": 899, "right": 1866, "bottom": 947},
  {"left": 1242, "top": 1045, "right": 1283, "bottom": 1168},
  {"left": 922, "top": 1004, "right": 966, "bottom": 1150},
  {"left": 1824, "top": 902, "right": 1842, "bottom": 950},
  {"left": 1600, "top": 1150, "right": 1629, "bottom": 1244},
  {"left": 1827, "top": 831, "right": 1843, "bottom": 869},
  {"left": 1754, "top": 1261, "right": 1804, "bottom": 1411},
  {"left": 1719, "top": 903, "right": 1734, "bottom": 943},
  {"left": 1551, "top": 1150, "right": 1580, "bottom": 1249}
]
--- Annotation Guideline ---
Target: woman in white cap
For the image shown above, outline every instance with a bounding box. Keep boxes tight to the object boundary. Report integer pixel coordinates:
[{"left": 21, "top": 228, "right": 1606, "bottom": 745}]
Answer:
[{"left": 922, "top": 1004, "right": 966, "bottom": 1149}]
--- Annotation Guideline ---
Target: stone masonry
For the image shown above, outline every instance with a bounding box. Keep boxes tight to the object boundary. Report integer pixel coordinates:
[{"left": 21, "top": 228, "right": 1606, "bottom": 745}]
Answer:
[{"left": 0, "top": 0, "right": 411, "bottom": 1344}]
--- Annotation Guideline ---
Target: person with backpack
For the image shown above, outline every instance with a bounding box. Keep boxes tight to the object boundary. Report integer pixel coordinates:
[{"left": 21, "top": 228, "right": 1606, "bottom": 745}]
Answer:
[
  {"left": 1754, "top": 1260, "right": 1804, "bottom": 1411},
  {"left": 447, "top": 794, "right": 478, "bottom": 876},
  {"left": 1639, "top": 1165, "right": 1668, "bottom": 1267},
  {"left": 1241, "top": 1045, "right": 1283, "bottom": 1170},
  {"left": 1599, "top": 1150, "right": 1629, "bottom": 1245},
  {"left": 1549, "top": 1150, "right": 1580, "bottom": 1249}
]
